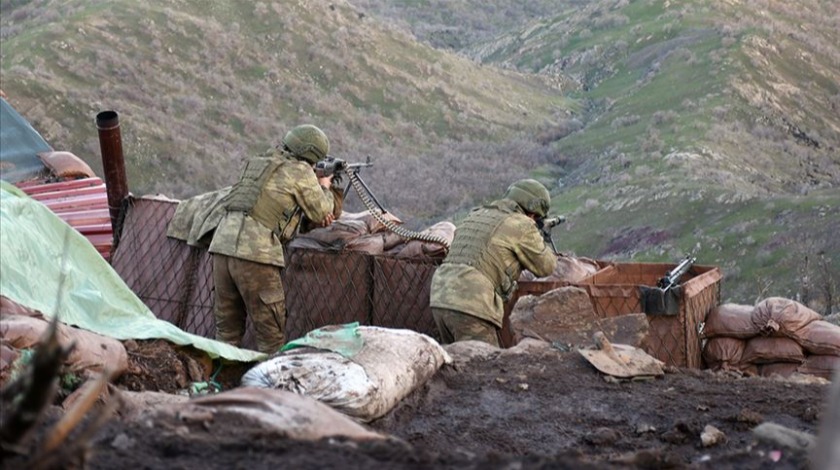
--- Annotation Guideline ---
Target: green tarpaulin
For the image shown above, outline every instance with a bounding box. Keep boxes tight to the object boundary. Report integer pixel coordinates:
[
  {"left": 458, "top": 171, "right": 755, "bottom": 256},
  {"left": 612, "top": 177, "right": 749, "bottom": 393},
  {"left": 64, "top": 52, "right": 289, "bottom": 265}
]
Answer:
[{"left": 0, "top": 181, "right": 265, "bottom": 363}]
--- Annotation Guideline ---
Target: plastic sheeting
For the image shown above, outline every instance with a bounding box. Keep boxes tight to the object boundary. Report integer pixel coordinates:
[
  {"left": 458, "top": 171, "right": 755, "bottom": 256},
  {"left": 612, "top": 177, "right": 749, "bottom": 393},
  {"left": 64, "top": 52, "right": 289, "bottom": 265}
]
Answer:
[
  {"left": 0, "top": 97, "right": 51, "bottom": 183},
  {"left": 0, "top": 182, "right": 265, "bottom": 363},
  {"left": 281, "top": 322, "right": 365, "bottom": 358}
]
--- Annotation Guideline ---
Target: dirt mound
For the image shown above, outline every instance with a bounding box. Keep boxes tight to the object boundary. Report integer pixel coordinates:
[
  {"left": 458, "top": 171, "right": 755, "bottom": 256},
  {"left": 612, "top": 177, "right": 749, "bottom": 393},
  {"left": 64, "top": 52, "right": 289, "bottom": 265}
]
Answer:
[
  {"left": 114, "top": 339, "right": 255, "bottom": 393},
  {"left": 4, "top": 339, "right": 832, "bottom": 469}
]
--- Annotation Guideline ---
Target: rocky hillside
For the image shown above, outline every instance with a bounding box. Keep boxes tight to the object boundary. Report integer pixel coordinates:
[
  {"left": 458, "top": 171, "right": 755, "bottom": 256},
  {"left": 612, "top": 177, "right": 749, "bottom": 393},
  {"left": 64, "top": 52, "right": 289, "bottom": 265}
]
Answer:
[
  {"left": 357, "top": 0, "right": 840, "bottom": 308},
  {"left": 1, "top": 0, "right": 838, "bottom": 308},
  {"left": 0, "top": 0, "right": 568, "bottom": 220}
]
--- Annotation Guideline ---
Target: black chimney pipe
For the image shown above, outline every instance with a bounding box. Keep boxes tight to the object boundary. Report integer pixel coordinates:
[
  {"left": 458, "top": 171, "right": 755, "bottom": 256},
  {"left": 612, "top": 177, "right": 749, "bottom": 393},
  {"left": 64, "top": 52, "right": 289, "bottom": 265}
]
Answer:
[{"left": 96, "top": 110, "right": 128, "bottom": 235}]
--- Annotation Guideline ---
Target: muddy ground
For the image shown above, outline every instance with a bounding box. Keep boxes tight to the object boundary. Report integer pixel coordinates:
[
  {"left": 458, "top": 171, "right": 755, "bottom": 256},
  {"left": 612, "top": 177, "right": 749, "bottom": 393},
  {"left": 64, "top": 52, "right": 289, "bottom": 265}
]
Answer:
[{"left": 6, "top": 339, "right": 836, "bottom": 469}]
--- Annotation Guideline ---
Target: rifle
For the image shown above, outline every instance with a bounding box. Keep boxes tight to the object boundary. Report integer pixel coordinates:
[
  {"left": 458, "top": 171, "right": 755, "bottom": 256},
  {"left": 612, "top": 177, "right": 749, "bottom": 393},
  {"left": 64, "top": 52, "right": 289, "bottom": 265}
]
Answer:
[
  {"left": 536, "top": 215, "right": 566, "bottom": 255},
  {"left": 657, "top": 253, "right": 696, "bottom": 292}
]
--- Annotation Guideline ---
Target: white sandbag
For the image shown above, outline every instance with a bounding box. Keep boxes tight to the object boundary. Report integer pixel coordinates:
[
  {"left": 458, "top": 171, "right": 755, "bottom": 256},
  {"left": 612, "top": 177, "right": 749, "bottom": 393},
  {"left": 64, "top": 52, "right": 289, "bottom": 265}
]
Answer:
[
  {"left": 150, "top": 387, "right": 385, "bottom": 441},
  {"left": 242, "top": 326, "right": 451, "bottom": 422}
]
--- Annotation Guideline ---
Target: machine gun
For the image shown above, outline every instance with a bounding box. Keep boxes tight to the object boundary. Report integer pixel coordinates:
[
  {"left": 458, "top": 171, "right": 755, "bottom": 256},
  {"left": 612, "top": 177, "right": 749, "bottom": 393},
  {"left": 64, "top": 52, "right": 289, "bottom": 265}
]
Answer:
[
  {"left": 316, "top": 155, "right": 451, "bottom": 249},
  {"left": 315, "top": 155, "right": 376, "bottom": 200},
  {"left": 537, "top": 215, "right": 566, "bottom": 255},
  {"left": 657, "top": 253, "right": 697, "bottom": 292},
  {"left": 315, "top": 156, "right": 374, "bottom": 188}
]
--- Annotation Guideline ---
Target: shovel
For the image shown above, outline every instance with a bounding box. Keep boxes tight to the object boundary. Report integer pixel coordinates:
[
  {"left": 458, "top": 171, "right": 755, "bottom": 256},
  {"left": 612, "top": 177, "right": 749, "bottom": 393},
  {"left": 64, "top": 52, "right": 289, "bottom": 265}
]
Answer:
[{"left": 579, "top": 331, "right": 664, "bottom": 378}]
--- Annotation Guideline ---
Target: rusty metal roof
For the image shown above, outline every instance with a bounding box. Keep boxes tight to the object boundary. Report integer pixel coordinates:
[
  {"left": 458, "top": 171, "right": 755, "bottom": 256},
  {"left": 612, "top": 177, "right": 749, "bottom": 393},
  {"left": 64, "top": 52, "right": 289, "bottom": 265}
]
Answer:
[
  {"left": 16, "top": 177, "right": 113, "bottom": 260},
  {"left": 1, "top": 97, "right": 113, "bottom": 260}
]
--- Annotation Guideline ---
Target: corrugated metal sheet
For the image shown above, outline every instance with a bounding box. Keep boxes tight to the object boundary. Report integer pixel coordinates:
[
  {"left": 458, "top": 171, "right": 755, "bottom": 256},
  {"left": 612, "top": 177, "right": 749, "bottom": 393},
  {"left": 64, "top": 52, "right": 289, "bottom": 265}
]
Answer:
[
  {"left": 2, "top": 97, "right": 112, "bottom": 261},
  {"left": 16, "top": 177, "right": 114, "bottom": 260}
]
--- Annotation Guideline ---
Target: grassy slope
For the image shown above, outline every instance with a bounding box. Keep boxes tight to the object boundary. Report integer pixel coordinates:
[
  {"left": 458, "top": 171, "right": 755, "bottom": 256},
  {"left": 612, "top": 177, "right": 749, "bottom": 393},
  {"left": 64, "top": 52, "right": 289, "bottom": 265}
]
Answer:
[
  {"left": 2, "top": 0, "right": 838, "bottom": 307},
  {"left": 0, "top": 0, "right": 570, "bottom": 217},
  {"left": 455, "top": 0, "right": 840, "bottom": 305}
]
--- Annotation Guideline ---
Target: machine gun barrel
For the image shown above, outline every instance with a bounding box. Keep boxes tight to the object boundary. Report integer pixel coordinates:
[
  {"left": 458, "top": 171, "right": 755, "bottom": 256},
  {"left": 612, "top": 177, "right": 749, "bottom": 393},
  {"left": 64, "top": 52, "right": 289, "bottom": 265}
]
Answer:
[
  {"left": 314, "top": 156, "right": 373, "bottom": 178},
  {"left": 315, "top": 156, "right": 374, "bottom": 197},
  {"left": 657, "top": 254, "right": 696, "bottom": 292}
]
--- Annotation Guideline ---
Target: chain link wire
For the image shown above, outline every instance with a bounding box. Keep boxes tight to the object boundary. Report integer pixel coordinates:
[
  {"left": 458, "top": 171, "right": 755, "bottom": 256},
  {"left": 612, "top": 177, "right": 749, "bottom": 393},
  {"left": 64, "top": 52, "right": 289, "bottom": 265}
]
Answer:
[
  {"left": 110, "top": 196, "right": 441, "bottom": 351},
  {"left": 110, "top": 197, "right": 719, "bottom": 365}
]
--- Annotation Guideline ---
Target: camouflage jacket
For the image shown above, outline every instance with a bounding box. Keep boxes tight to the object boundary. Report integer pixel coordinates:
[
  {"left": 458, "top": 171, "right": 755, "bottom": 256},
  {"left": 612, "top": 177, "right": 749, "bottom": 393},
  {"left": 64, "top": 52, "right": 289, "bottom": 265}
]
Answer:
[
  {"left": 430, "top": 199, "right": 557, "bottom": 328},
  {"left": 168, "top": 151, "right": 335, "bottom": 267}
]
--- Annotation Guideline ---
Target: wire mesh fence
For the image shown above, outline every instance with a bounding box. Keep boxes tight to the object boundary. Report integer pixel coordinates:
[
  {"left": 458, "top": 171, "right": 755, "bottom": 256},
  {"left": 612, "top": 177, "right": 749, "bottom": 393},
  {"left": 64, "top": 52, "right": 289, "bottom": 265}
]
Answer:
[
  {"left": 109, "top": 196, "right": 721, "bottom": 367},
  {"left": 110, "top": 196, "right": 441, "bottom": 351},
  {"left": 577, "top": 263, "right": 722, "bottom": 368}
]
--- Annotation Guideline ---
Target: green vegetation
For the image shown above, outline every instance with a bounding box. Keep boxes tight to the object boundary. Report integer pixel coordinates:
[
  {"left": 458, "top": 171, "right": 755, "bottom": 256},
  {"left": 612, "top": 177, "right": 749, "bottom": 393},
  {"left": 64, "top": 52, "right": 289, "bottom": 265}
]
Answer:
[{"left": 1, "top": 0, "right": 838, "bottom": 310}]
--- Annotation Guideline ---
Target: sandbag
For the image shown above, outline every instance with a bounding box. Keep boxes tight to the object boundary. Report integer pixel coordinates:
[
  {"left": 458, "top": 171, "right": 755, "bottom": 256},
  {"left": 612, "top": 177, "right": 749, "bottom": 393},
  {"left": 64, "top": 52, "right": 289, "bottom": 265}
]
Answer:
[
  {"left": 797, "top": 355, "right": 840, "bottom": 380},
  {"left": 290, "top": 211, "right": 404, "bottom": 252},
  {"left": 703, "top": 304, "right": 760, "bottom": 339},
  {"left": 392, "top": 221, "right": 455, "bottom": 260},
  {"left": 150, "top": 387, "right": 385, "bottom": 441},
  {"left": 758, "top": 362, "right": 800, "bottom": 378},
  {"left": 702, "top": 337, "right": 746, "bottom": 370},
  {"left": 823, "top": 313, "right": 840, "bottom": 327},
  {"left": 0, "top": 312, "right": 128, "bottom": 379},
  {"left": 344, "top": 231, "right": 404, "bottom": 255},
  {"left": 751, "top": 297, "right": 821, "bottom": 337},
  {"left": 340, "top": 210, "right": 403, "bottom": 234},
  {"left": 742, "top": 336, "right": 805, "bottom": 365},
  {"left": 241, "top": 326, "right": 450, "bottom": 422},
  {"left": 524, "top": 255, "right": 601, "bottom": 283},
  {"left": 793, "top": 321, "right": 840, "bottom": 356},
  {"left": 37, "top": 151, "right": 95, "bottom": 179}
]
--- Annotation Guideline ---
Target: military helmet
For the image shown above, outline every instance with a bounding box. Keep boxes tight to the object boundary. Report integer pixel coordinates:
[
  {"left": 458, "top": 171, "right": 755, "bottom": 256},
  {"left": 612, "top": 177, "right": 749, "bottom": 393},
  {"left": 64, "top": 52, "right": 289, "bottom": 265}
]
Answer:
[
  {"left": 503, "top": 179, "right": 550, "bottom": 217},
  {"left": 282, "top": 124, "right": 330, "bottom": 164}
]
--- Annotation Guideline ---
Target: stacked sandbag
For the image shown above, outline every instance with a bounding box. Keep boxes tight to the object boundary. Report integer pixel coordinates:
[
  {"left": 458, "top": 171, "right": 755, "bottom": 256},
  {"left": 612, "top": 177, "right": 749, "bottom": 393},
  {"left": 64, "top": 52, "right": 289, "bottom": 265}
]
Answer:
[
  {"left": 241, "top": 325, "right": 451, "bottom": 423},
  {"left": 289, "top": 211, "right": 453, "bottom": 260},
  {"left": 702, "top": 298, "right": 840, "bottom": 380},
  {"left": 520, "top": 255, "right": 602, "bottom": 284},
  {"left": 389, "top": 221, "right": 455, "bottom": 259},
  {"left": 289, "top": 211, "right": 403, "bottom": 252}
]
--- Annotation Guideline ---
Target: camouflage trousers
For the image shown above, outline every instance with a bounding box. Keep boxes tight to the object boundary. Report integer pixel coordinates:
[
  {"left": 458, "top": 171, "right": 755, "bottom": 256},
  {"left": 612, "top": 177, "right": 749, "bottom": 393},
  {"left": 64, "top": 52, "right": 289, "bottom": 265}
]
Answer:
[
  {"left": 431, "top": 307, "right": 500, "bottom": 347},
  {"left": 212, "top": 254, "right": 286, "bottom": 354}
]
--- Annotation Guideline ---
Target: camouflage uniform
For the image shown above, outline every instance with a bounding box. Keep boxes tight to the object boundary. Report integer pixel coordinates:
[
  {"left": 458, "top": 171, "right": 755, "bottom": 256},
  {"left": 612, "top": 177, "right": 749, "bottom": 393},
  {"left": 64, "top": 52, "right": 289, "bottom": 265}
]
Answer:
[
  {"left": 430, "top": 198, "right": 556, "bottom": 346},
  {"left": 431, "top": 307, "right": 501, "bottom": 346},
  {"left": 207, "top": 148, "right": 337, "bottom": 353}
]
